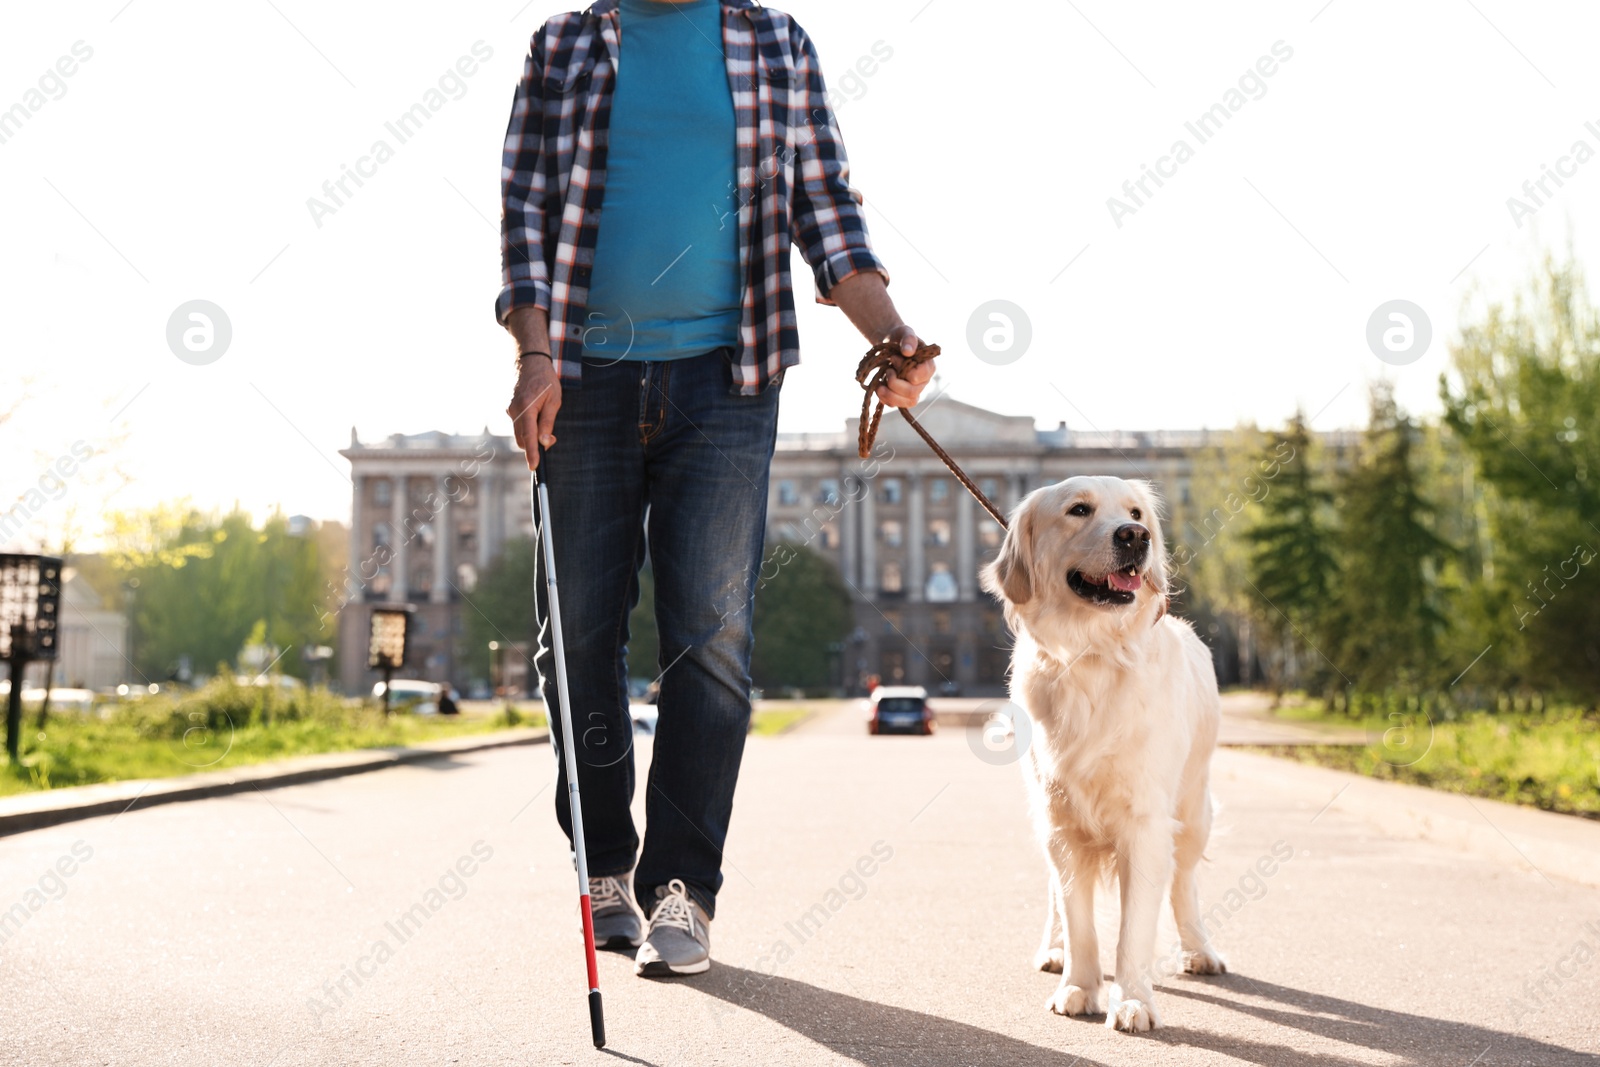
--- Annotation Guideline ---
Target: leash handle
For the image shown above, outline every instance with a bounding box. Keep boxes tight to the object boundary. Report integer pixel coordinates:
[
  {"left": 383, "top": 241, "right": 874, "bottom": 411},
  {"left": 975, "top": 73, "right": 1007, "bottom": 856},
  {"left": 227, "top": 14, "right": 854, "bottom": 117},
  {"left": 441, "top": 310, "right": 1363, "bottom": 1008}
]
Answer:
[{"left": 855, "top": 341, "right": 1009, "bottom": 529}]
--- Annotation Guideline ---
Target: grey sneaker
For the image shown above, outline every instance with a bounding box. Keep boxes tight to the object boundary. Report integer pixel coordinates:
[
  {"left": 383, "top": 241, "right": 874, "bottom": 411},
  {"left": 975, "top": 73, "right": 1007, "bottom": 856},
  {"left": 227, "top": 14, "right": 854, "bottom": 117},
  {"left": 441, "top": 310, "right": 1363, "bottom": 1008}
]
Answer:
[
  {"left": 634, "top": 879, "right": 711, "bottom": 976},
  {"left": 589, "top": 874, "right": 643, "bottom": 950}
]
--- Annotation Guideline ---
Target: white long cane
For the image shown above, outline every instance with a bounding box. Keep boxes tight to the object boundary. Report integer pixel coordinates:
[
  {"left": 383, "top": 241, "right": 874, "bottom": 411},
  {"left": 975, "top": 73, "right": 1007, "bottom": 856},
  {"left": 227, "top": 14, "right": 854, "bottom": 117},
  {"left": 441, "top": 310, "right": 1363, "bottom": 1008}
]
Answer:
[{"left": 530, "top": 461, "right": 605, "bottom": 1048}]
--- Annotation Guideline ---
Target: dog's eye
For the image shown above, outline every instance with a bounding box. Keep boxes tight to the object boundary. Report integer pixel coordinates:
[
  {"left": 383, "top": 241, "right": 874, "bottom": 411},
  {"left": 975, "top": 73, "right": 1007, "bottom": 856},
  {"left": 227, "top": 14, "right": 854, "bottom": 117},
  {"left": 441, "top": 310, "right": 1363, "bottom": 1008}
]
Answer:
[
  {"left": 1130, "top": 508, "right": 1142, "bottom": 521},
  {"left": 1067, "top": 503, "right": 1091, "bottom": 517}
]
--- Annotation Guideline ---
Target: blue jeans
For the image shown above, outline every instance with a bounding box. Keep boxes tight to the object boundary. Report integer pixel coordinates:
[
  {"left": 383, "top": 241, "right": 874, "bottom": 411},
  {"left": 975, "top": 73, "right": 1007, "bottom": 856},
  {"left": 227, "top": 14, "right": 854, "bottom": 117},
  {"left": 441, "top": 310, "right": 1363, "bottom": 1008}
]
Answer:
[{"left": 533, "top": 349, "right": 780, "bottom": 918}]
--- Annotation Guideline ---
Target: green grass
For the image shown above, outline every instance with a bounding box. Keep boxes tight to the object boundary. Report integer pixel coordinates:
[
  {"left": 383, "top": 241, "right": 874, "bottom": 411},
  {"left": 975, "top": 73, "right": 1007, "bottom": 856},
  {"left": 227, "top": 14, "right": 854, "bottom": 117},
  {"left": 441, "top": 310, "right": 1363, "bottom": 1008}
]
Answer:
[
  {"left": 1248, "top": 697, "right": 1600, "bottom": 818},
  {"left": 750, "top": 706, "right": 814, "bottom": 736},
  {"left": 2, "top": 680, "right": 545, "bottom": 798}
]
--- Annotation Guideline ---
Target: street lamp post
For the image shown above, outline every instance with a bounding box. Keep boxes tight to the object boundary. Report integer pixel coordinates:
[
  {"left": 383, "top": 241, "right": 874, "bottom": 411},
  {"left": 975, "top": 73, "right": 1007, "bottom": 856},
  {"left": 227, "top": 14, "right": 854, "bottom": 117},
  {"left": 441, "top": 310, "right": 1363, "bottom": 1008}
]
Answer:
[
  {"left": 2, "top": 555, "right": 63, "bottom": 763},
  {"left": 488, "top": 640, "right": 501, "bottom": 698}
]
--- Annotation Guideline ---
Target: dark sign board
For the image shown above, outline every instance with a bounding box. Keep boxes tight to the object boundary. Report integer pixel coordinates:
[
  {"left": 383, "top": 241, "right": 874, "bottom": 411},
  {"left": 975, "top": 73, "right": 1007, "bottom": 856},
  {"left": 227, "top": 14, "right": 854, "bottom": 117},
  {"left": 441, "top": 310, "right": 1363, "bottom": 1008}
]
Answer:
[
  {"left": 367, "top": 605, "right": 413, "bottom": 671},
  {"left": 0, "top": 555, "right": 63, "bottom": 662}
]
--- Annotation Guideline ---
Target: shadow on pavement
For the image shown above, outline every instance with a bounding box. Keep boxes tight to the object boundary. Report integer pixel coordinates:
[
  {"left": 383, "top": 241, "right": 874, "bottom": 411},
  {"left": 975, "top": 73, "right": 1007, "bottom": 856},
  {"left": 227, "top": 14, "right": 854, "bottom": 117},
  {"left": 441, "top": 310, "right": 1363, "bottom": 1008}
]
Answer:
[
  {"left": 686, "top": 964, "right": 1102, "bottom": 1066},
  {"left": 681, "top": 966, "right": 1590, "bottom": 1067},
  {"left": 1159, "top": 975, "right": 1593, "bottom": 1065}
]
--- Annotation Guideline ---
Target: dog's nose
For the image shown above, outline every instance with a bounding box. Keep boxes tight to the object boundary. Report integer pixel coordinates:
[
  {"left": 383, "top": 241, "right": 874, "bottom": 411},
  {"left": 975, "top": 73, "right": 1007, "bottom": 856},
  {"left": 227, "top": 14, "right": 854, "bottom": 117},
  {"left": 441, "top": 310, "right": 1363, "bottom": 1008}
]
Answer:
[{"left": 1114, "top": 523, "right": 1150, "bottom": 548}]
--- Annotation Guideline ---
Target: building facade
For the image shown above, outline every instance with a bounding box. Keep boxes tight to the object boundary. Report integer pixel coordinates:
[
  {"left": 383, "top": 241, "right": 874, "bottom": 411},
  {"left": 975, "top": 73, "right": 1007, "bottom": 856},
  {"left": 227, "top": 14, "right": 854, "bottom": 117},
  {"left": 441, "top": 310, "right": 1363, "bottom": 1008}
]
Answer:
[
  {"left": 336, "top": 404, "right": 1216, "bottom": 697},
  {"left": 766, "top": 400, "right": 1206, "bottom": 694}
]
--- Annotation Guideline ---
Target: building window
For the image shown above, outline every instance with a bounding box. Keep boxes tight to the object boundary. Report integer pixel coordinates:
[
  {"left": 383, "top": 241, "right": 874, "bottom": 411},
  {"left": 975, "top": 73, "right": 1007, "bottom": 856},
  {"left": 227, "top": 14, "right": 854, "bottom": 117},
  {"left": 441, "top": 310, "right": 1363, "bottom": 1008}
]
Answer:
[
  {"left": 817, "top": 479, "right": 841, "bottom": 507},
  {"left": 373, "top": 478, "right": 392, "bottom": 507},
  {"left": 372, "top": 521, "right": 391, "bottom": 548},
  {"left": 929, "top": 478, "right": 949, "bottom": 503},
  {"left": 882, "top": 478, "right": 902, "bottom": 504},
  {"left": 926, "top": 563, "right": 958, "bottom": 603},
  {"left": 778, "top": 480, "right": 799, "bottom": 506},
  {"left": 820, "top": 523, "right": 839, "bottom": 549},
  {"left": 980, "top": 520, "right": 1002, "bottom": 549},
  {"left": 456, "top": 562, "right": 478, "bottom": 592},
  {"left": 928, "top": 519, "right": 952, "bottom": 547},
  {"left": 933, "top": 610, "right": 953, "bottom": 635},
  {"left": 882, "top": 609, "right": 902, "bottom": 634},
  {"left": 980, "top": 477, "right": 1000, "bottom": 501},
  {"left": 881, "top": 561, "right": 903, "bottom": 593},
  {"left": 879, "top": 521, "right": 903, "bottom": 547},
  {"left": 412, "top": 567, "right": 433, "bottom": 595},
  {"left": 370, "top": 569, "right": 392, "bottom": 597},
  {"left": 417, "top": 523, "right": 435, "bottom": 548},
  {"left": 457, "top": 521, "right": 477, "bottom": 553}
]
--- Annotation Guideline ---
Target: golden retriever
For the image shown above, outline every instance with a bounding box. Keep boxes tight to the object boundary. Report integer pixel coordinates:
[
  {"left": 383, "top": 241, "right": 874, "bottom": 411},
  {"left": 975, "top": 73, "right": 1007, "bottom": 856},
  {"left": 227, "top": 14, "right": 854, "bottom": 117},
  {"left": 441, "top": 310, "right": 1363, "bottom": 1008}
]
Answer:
[{"left": 981, "top": 476, "right": 1224, "bottom": 1033}]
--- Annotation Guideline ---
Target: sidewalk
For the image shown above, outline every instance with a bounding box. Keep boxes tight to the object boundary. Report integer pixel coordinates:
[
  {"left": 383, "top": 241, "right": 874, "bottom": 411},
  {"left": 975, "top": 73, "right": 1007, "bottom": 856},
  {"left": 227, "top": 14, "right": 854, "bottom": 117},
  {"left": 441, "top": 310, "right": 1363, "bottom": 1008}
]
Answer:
[{"left": 2, "top": 707, "right": 1596, "bottom": 1064}]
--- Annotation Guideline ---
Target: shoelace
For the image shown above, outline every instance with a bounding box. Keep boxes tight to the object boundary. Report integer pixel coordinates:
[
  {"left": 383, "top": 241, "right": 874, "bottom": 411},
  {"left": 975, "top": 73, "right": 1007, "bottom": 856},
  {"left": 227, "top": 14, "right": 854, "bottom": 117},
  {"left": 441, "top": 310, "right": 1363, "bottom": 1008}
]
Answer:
[
  {"left": 589, "top": 875, "right": 628, "bottom": 911},
  {"left": 649, "top": 878, "right": 698, "bottom": 936}
]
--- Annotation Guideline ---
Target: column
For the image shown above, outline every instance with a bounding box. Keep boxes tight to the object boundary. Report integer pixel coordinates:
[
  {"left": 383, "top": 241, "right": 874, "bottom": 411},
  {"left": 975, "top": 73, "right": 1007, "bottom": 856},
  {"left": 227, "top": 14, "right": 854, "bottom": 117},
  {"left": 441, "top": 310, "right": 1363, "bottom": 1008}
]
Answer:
[
  {"left": 477, "top": 465, "right": 497, "bottom": 572},
  {"left": 859, "top": 474, "right": 878, "bottom": 594},
  {"left": 348, "top": 474, "right": 364, "bottom": 593},
  {"left": 907, "top": 472, "right": 925, "bottom": 602},
  {"left": 839, "top": 466, "right": 858, "bottom": 588},
  {"left": 431, "top": 475, "right": 450, "bottom": 604},
  {"left": 391, "top": 475, "right": 409, "bottom": 602},
  {"left": 956, "top": 487, "right": 976, "bottom": 601}
]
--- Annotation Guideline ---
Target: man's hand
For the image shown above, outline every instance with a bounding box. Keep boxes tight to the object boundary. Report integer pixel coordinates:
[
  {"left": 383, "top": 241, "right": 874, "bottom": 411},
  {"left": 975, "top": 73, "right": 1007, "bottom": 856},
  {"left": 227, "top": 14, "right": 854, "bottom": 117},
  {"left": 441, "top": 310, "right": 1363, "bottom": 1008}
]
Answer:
[
  {"left": 507, "top": 354, "right": 561, "bottom": 470},
  {"left": 830, "top": 272, "right": 935, "bottom": 410},
  {"left": 877, "top": 323, "right": 935, "bottom": 409},
  {"left": 504, "top": 307, "right": 559, "bottom": 469}
]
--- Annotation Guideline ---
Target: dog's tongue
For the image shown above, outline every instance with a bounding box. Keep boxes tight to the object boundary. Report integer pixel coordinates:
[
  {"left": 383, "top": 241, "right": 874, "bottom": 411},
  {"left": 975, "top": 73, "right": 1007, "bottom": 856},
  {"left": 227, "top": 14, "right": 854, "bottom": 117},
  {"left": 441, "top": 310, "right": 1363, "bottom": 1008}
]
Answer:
[{"left": 1106, "top": 570, "right": 1143, "bottom": 593}]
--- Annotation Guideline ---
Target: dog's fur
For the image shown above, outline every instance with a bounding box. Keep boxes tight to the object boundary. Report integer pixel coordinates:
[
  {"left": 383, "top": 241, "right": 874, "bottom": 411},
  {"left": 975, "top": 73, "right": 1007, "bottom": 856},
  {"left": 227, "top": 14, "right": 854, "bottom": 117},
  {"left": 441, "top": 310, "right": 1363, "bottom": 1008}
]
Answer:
[{"left": 981, "top": 476, "right": 1223, "bottom": 1033}]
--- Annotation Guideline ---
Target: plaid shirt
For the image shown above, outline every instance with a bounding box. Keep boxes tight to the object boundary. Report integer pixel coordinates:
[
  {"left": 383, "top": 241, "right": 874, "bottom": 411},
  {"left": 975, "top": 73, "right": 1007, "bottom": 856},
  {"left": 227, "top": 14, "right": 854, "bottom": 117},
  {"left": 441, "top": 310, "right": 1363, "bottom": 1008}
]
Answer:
[{"left": 496, "top": 0, "right": 888, "bottom": 395}]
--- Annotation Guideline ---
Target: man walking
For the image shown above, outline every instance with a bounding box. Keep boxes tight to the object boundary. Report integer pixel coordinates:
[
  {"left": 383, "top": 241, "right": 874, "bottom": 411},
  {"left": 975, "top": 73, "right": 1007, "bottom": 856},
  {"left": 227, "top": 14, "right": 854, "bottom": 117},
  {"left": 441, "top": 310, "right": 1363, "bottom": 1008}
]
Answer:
[{"left": 498, "top": 0, "right": 932, "bottom": 976}]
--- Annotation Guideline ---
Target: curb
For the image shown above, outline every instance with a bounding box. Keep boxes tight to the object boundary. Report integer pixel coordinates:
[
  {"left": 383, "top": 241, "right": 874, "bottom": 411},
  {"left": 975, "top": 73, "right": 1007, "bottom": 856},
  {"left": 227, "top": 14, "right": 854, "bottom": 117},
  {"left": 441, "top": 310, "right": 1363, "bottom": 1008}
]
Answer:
[{"left": 0, "top": 727, "right": 549, "bottom": 837}]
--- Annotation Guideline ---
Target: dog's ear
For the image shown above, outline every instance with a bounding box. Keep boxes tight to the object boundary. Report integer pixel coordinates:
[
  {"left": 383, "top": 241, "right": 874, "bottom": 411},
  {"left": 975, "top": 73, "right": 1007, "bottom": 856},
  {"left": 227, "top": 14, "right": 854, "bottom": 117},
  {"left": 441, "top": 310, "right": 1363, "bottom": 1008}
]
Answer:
[{"left": 981, "top": 499, "right": 1033, "bottom": 605}]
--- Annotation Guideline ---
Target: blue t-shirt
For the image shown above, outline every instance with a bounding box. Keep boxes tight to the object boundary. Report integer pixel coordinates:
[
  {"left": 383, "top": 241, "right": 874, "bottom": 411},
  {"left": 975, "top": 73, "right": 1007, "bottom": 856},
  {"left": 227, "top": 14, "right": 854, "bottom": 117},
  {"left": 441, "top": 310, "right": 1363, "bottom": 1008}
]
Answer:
[{"left": 582, "top": 0, "right": 742, "bottom": 362}]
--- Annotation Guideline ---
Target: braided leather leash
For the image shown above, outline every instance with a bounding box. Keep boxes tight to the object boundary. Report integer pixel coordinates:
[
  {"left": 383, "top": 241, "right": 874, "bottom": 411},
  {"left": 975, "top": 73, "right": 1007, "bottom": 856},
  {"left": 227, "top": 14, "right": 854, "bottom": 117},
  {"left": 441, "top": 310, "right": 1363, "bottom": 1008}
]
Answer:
[
  {"left": 854, "top": 341, "right": 1168, "bottom": 623},
  {"left": 854, "top": 341, "right": 1170, "bottom": 624},
  {"left": 855, "top": 341, "right": 1008, "bottom": 529}
]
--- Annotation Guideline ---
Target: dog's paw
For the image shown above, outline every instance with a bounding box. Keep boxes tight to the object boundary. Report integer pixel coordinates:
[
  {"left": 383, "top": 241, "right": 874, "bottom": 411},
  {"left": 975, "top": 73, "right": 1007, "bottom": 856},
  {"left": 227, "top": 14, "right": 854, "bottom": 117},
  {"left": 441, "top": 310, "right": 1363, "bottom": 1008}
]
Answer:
[
  {"left": 1182, "top": 948, "right": 1228, "bottom": 975},
  {"left": 1105, "top": 985, "right": 1161, "bottom": 1033},
  {"left": 1033, "top": 947, "right": 1065, "bottom": 973},
  {"left": 1046, "top": 982, "right": 1099, "bottom": 1016}
]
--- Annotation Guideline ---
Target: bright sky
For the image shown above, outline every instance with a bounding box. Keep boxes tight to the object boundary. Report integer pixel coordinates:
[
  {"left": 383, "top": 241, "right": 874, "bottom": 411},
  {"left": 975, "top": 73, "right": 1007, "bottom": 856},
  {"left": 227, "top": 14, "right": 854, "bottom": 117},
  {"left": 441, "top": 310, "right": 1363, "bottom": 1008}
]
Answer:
[{"left": 4, "top": 0, "right": 1600, "bottom": 547}]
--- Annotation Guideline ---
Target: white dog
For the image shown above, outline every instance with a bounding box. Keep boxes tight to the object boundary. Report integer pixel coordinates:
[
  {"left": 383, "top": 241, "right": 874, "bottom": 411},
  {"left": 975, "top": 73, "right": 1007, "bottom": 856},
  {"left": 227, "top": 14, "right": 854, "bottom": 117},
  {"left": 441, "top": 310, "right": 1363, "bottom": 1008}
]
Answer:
[{"left": 981, "top": 476, "right": 1224, "bottom": 1033}]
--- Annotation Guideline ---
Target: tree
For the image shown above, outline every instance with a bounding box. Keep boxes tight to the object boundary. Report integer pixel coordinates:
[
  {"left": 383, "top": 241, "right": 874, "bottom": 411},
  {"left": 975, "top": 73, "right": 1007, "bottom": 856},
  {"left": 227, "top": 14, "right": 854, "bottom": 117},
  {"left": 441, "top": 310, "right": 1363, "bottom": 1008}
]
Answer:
[
  {"left": 460, "top": 538, "right": 537, "bottom": 684},
  {"left": 462, "top": 540, "right": 659, "bottom": 688},
  {"left": 1323, "top": 387, "right": 1453, "bottom": 694},
  {"left": 1167, "top": 425, "right": 1277, "bottom": 686},
  {"left": 751, "top": 543, "right": 852, "bottom": 690},
  {"left": 1244, "top": 413, "right": 1339, "bottom": 694},
  {"left": 1442, "top": 256, "right": 1600, "bottom": 695},
  {"left": 105, "top": 506, "right": 334, "bottom": 682}
]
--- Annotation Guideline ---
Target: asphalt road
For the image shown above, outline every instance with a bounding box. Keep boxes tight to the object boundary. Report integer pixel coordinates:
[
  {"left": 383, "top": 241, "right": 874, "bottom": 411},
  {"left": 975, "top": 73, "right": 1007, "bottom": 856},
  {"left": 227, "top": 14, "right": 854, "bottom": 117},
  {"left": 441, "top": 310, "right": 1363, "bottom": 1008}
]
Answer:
[{"left": 2, "top": 701, "right": 1596, "bottom": 1066}]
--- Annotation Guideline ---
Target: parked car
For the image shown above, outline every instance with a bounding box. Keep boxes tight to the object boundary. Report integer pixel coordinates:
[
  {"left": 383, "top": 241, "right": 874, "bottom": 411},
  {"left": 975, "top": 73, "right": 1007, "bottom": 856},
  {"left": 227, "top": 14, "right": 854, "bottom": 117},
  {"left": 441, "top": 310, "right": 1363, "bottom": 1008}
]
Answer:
[
  {"left": 372, "top": 679, "right": 441, "bottom": 714},
  {"left": 631, "top": 703, "right": 659, "bottom": 736},
  {"left": 0, "top": 686, "right": 97, "bottom": 714},
  {"left": 235, "top": 674, "right": 304, "bottom": 692},
  {"left": 867, "top": 686, "right": 935, "bottom": 736}
]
